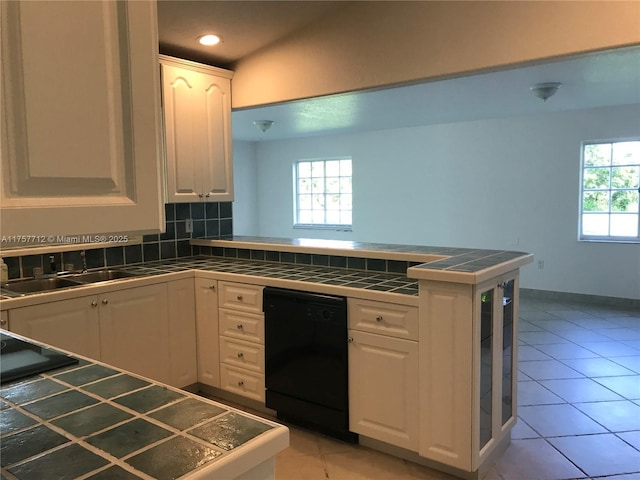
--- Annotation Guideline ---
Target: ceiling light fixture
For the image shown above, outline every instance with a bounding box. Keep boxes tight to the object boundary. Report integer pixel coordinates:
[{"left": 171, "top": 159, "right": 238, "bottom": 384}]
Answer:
[
  {"left": 530, "top": 82, "right": 562, "bottom": 102},
  {"left": 253, "top": 120, "right": 274, "bottom": 133},
  {"left": 198, "top": 34, "right": 222, "bottom": 46}
]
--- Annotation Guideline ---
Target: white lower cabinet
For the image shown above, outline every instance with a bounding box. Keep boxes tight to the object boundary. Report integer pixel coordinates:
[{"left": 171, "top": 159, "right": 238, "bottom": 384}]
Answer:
[
  {"left": 218, "top": 282, "right": 265, "bottom": 402},
  {"left": 96, "top": 284, "right": 171, "bottom": 384},
  {"left": 167, "top": 278, "right": 197, "bottom": 387},
  {"left": 220, "top": 364, "right": 265, "bottom": 402},
  {"left": 195, "top": 277, "right": 220, "bottom": 387},
  {"left": 8, "top": 279, "right": 197, "bottom": 388},
  {"left": 9, "top": 295, "right": 101, "bottom": 360},
  {"left": 348, "top": 329, "right": 419, "bottom": 451}
]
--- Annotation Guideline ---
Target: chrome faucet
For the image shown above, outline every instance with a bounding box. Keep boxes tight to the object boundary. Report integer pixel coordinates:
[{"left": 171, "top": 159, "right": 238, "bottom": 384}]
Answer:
[{"left": 80, "top": 250, "right": 88, "bottom": 273}]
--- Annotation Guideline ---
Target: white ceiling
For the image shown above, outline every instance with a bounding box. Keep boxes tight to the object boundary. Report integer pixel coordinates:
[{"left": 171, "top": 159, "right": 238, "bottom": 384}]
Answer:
[{"left": 156, "top": 2, "right": 640, "bottom": 143}]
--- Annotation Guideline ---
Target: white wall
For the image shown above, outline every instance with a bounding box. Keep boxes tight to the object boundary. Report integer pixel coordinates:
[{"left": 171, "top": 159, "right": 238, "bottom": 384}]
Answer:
[
  {"left": 233, "top": 105, "right": 640, "bottom": 300},
  {"left": 231, "top": 141, "right": 258, "bottom": 236}
]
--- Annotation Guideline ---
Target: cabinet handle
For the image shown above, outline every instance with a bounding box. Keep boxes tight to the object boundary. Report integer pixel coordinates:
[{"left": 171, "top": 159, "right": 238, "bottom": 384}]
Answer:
[
  {"left": 348, "top": 337, "right": 353, "bottom": 343},
  {"left": 237, "top": 380, "right": 244, "bottom": 387},
  {"left": 101, "top": 298, "right": 108, "bottom": 305},
  {"left": 236, "top": 295, "right": 243, "bottom": 301},
  {"left": 237, "top": 352, "right": 244, "bottom": 358},
  {"left": 236, "top": 324, "right": 244, "bottom": 330},
  {"left": 198, "top": 193, "right": 204, "bottom": 198},
  {"left": 209, "top": 284, "right": 215, "bottom": 290},
  {"left": 205, "top": 193, "right": 211, "bottom": 198},
  {"left": 375, "top": 315, "right": 383, "bottom": 322},
  {"left": 0, "top": 319, "right": 7, "bottom": 326},
  {"left": 91, "top": 301, "right": 98, "bottom": 307}
]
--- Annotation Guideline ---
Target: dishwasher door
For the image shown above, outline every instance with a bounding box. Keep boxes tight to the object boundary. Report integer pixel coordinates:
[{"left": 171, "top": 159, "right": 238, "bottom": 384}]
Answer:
[{"left": 264, "top": 287, "right": 355, "bottom": 441}]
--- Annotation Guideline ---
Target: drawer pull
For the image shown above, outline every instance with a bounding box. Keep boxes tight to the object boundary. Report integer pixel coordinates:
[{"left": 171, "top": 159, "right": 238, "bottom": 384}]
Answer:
[
  {"left": 237, "top": 380, "right": 244, "bottom": 387},
  {"left": 91, "top": 301, "right": 98, "bottom": 307},
  {"left": 102, "top": 299, "right": 108, "bottom": 305},
  {"left": 236, "top": 324, "right": 244, "bottom": 330},
  {"left": 236, "top": 295, "right": 243, "bottom": 301},
  {"left": 209, "top": 284, "right": 215, "bottom": 290},
  {"left": 237, "top": 352, "right": 244, "bottom": 358},
  {"left": 375, "top": 315, "right": 383, "bottom": 322}
]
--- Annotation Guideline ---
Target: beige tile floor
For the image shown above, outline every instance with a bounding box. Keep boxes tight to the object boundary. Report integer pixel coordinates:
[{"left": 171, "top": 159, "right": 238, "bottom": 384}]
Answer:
[{"left": 209, "top": 294, "right": 640, "bottom": 480}]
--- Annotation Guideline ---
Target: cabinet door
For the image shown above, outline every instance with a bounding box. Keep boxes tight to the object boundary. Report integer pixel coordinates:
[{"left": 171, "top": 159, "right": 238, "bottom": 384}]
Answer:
[
  {"left": 418, "top": 280, "right": 473, "bottom": 470},
  {"left": 99, "top": 284, "right": 170, "bottom": 383},
  {"left": 195, "top": 278, "right": 220, "bottom": 387},
  {"left": 167, "top": 278, "right": 197, "bottom": 388},
  {"left": 349, "top": 330, "right": 419, "bottom": 451},
  {"left": 9, "top": 296, "right": 101, "bottom": 360},
  {"left": 0, "top": 1, "right": 164, "bottom": 236},
  {"left": 475, "top": 274, "right": 518, "bottom": 467},
  {"left": 161, "top": 57, "right": 233, "bottom": 203}
]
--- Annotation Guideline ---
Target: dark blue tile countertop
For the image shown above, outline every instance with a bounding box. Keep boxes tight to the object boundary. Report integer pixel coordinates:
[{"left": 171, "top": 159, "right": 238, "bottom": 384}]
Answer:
[
  {"left": 0, "top": 256, "right": 420, "bottom": 300},
  {"left": 191, "top": 236, "right": 534, "bottom": 284},
  {"left": 0, "top": 335, "right": 287, "bottom": 480}
]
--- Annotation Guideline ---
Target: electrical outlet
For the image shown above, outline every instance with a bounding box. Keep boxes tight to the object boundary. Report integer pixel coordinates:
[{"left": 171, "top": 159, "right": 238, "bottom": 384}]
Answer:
[
  {"left": 185, "top": 218, "right": 193, "bottom": 233},
  {"left": 538, "top": 260, "right": 544, "bottom": 270}
]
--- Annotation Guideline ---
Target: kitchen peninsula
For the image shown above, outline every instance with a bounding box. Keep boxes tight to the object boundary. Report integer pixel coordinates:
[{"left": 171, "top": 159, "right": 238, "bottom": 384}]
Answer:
[
  {"left": 0, "top": 331, "right": 288, "bottom": 480},
  {"left": 1, "top": 236, "right": 532, "bottom": 479},
  {"left": 191, "top": 236, "right": 534, "bottom": 478}
]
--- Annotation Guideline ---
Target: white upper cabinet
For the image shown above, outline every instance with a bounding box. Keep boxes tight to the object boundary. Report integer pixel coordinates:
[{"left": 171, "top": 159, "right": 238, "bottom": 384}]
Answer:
[
  {"left": 160, "top": 55, "right": 234, "bottom": 203},
  {"left": 0, "top": 1, "right": 165, "bottom": 237}
]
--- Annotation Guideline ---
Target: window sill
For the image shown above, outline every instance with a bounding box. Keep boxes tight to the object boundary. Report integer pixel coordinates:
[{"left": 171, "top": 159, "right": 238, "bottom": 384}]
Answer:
[
  {"left": 293, "top": 224, "right": 352, "bottom": 232},
  {"left": 578, "top": 238, "right": 640, "bottom": 245}
]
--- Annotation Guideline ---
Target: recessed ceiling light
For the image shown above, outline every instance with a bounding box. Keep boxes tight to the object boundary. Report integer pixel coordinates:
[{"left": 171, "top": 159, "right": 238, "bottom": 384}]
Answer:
[{"left": 198, "top": 34, "right": 222, "bottom": 46}]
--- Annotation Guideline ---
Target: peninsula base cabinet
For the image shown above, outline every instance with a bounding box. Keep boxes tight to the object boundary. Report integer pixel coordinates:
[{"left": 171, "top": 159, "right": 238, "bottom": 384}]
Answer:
[
  {"left": 7, "top": 279, "right": 197, "bottom": 388},
  {"left": 418, "top": 271, "right": 519, "bottom": 475},
  {"left": 348, "top": 330, "right": 419, "bottom": 451}
]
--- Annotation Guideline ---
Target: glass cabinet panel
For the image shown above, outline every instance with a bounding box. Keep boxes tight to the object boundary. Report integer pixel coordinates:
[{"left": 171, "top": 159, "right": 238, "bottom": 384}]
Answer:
[
  {"left": 479, "top": 289, "right": 493, "bottom": 449},
  {"left": 502, "top": 280, "right": 515, "bottom": 425}
]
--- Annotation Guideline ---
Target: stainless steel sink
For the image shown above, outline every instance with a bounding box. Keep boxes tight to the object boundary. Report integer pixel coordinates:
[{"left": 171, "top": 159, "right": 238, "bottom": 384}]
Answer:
[
  {"left": 69, "top": 269, "right": 138, "bottom": 283},
  {"left": 3, "top": 277, "right": 83, "bottom": 294}
]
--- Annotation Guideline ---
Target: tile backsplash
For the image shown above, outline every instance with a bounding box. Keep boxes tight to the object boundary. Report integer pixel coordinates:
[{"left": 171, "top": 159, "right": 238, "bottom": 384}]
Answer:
[{"left": 2, "top": 202, "right": 232, "bottom": 280}]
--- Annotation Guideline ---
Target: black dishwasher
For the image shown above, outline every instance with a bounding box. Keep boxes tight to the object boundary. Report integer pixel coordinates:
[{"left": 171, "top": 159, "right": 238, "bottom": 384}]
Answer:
[{"left": 264, "top": 287, "right": 357, "bottom": 442}]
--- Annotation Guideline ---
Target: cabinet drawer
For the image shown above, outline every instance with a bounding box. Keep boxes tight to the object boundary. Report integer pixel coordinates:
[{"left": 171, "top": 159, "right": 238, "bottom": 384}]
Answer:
[
  {"left": 219, "top": 282, "right": 263, "bottom": 313},
  {"left": 220, "top": 364, "right": 265, "bottom": 402},
  {"left": 348, "top": 298, "right": 418, "bottom": 340},
  {"left": 220, "top": 336, "right": 264, "bottom": 373},
  {"left": 219, "top": 309, "right": 264, "bottom": 344}
]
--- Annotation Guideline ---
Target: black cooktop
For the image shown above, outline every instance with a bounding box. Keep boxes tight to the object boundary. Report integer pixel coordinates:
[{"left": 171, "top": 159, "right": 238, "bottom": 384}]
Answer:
[{"left": 0, "top": 333, "right": 78, "bottom": 384}]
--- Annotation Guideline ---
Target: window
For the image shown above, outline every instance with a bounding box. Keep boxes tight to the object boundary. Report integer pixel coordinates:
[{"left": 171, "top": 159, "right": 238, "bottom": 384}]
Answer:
[
  {"left": 580, "top": 140, "right": 640, "bottom": 242},
  {"left": 294, "top": 158, "right": 352, "bottom": 229}
]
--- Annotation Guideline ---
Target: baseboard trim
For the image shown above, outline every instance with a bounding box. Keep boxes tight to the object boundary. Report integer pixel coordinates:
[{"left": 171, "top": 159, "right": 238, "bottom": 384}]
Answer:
[{"left": 520, "top": 288, "right": 640, "bottom": 309}]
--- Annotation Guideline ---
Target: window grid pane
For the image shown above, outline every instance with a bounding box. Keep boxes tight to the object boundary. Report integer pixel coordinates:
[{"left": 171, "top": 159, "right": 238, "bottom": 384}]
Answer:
[
  {"left": 295, "top": 159, "right": 352, "bottom": 227},
  {"left": 580, "top": 141, "right": 640, "bottom": 241}
]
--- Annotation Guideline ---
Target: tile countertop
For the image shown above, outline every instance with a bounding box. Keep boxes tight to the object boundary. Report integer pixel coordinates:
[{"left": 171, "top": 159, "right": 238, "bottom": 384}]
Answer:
[
  {"left": 191, "top": 236, "right": 535, "bottom": 285},
  {"left": 0, "top": 331, "right": 288, "bottom": 480},
  {"left": 0, "top": 256, "right": 421, "bottom": 304}
]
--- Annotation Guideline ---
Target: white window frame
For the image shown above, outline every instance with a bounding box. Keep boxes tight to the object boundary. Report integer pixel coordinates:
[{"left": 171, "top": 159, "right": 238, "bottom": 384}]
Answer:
[
  {"left": 578, "top": 138, "right": 640, "bottom": 243},
  {"left": 293, "top": 158, "right": 352, "bottom": 230}
]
